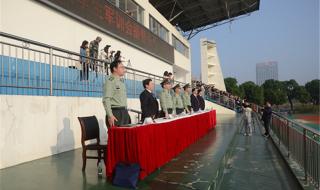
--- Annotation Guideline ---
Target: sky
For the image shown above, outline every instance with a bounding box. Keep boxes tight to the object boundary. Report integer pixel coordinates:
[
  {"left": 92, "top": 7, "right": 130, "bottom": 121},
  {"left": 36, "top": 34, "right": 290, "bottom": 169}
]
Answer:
[{"left": 189, "top": 0, "right": 319, "bottom": 85}]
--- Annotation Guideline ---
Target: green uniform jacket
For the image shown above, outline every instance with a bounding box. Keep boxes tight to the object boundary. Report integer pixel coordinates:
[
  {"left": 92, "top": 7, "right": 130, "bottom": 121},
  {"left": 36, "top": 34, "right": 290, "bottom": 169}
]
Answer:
[
  {"left": 89, "top": 40, "right": 99, "bottom": 57},
  {"left": 182, "top": 92, "right": 191, "bottom": 110},
  {"left": 160, "top": 89, "right": 173, "bottom": 114},
  {"left": 102, "top": 74, "right": 127, "bottom": 118},
  {"left": 173, "top": 93, "right": 184, "bottom": 110}
]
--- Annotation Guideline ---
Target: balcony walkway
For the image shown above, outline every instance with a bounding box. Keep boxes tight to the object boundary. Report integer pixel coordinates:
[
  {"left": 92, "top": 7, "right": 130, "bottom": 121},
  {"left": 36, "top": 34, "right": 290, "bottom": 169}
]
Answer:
[
  {"left": 0, "top": 114, "right": 302, "bottom": 190},
  {"left": 219, "top": 115, "right": 302, "bottom": 190}
]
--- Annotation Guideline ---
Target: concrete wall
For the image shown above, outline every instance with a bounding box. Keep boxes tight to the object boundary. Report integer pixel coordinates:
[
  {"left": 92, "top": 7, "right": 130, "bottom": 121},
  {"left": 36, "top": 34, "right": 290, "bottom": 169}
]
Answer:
[
  {"left": 0, "top": 95, "right": 140, "bottom": 169},
  {"left": 173, "top": 49, "right": 192, "bottom": 83},
  {"left": 0, "top": 95, "right": 234, "bottom": 169}
]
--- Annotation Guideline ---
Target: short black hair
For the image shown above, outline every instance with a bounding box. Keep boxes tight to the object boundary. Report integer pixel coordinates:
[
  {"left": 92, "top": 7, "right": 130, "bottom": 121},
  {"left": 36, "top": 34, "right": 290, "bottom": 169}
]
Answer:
[
  {"left": 192, "top": 88, "right": 196, "bottom": 93},
  {"left": 142, "top": 78, "right": 152, "bottom": 89},
  {"left": 163, "top": 71, "right": 169, "bottom": 76},
  {"left": 168, "top": 72, "right": 173, "bottom": 76},
  {"left": 110, "top": 59, "right": 122, "bottom": 73}
]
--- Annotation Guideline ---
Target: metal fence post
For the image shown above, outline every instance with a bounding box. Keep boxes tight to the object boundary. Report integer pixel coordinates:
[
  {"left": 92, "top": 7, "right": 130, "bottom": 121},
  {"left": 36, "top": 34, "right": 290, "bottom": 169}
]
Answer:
[
  {"left": 133, "top": 71, "right": 136, "bottom": 98},
  {"left": 303, "top": 128, "right": 307, "bottom": 183},
  {"left": 279, "top": 118, "right": 281, "bottom": 147},
  {"left": 153, "top": 75, "right": 156, "bottom": 97},
  {"left": 287, "top": 121, "right": 290, "bottom": 158},
  {"left": 49, "top": 48, "right": 53, "bottom": 96}
]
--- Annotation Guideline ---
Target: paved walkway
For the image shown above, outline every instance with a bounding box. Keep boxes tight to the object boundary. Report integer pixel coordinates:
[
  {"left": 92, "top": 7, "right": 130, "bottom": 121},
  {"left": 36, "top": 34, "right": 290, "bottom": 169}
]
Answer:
[{"left": 220, "top": 114, "right": 302, "bottom": 190}]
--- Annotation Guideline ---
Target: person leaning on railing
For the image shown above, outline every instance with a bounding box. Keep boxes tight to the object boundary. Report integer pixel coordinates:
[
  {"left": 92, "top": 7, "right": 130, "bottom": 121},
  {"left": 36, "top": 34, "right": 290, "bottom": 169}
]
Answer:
[
  {"left": 102, "top": 59, "right": 131, "bottom": 128},
  {"left": 261, "top": 102, "right": 272, "bottom": 137},
  {"left": 89, "top": 36, "right": 102, "bottom": 77},
  {"left": 99, "top": 44, "right": 111, "bottom": 74},
  {"left": 79, "top": 40, "right": 89, "bottom": 81}
]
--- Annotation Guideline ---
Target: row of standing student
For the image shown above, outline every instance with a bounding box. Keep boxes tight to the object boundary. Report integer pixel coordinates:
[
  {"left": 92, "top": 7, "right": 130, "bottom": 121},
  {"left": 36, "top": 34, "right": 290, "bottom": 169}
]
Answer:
[
  {"left": 80, "top": 37, "right": 122, "bottom": 81},
  {"left": 102, "top": 59, "right": 206, "bottom": 128}
]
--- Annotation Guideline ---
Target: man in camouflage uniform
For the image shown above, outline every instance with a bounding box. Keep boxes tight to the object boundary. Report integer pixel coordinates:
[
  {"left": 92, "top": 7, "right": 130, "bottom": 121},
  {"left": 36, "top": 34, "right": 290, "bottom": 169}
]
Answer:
[{"left": 89, "top": 36, "right": 102, "bottom": 75}]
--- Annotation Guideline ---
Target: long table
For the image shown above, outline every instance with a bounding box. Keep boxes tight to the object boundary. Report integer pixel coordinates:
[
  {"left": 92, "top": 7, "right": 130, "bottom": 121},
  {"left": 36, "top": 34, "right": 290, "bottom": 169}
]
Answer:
[{"left": 105, "top": 110, "right": 217, "bottom": 180}]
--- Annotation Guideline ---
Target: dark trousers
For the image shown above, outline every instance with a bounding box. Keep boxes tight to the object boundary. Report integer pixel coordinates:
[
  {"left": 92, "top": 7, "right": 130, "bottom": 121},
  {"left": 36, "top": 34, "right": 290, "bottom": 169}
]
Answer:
[
  {"left": 105, "top": 108, "right": 131, "bottom": 128},
  {"left": 264, "top": 120, "right": 270, "bottom": 135},
  {"left": 89, "top": 54, "right": 98, "bottom": 78},
  {"left": 176, "top": 108, "right": 184, "bottom": 115},
  {"left": 186, "top": 105, "right": 192, "bottom": 112},
  {"left": 159, "top": 108, "right": 173, "bottom": 118},
  {"left": 80, "top": 62, "right": 89, "bottom": 81}
]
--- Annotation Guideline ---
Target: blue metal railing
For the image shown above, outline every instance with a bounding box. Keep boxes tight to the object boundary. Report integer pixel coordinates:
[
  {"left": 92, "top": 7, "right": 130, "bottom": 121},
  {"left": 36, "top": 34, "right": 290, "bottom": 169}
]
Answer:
[{"left": 0, "top": 32, "right": 185, "bottom": 98}]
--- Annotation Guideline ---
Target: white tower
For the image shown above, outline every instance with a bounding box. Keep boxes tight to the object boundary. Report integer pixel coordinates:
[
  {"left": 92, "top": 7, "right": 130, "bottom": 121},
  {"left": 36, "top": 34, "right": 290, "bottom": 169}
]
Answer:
[{"left": 200, "top": 38, "right": 226, "bottom": 91}]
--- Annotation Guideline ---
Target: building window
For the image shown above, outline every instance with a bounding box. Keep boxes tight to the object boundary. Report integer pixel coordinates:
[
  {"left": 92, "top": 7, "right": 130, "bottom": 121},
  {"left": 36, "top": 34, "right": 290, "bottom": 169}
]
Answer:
[
  {"left": 108, "top": 0, "right": 144, "bottom": 24},
  {"left": 149, "top": 15, "right": 169, "bottom": 42},
  {"left": 172, "top": 35, "right": 189, "bottom": 58}
]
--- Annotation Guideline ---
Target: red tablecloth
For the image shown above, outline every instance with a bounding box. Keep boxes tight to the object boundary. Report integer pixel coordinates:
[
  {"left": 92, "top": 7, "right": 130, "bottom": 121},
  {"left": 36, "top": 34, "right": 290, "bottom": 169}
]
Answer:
[{"left": 106, "top": 110, "right": 216, "bottom": 180}]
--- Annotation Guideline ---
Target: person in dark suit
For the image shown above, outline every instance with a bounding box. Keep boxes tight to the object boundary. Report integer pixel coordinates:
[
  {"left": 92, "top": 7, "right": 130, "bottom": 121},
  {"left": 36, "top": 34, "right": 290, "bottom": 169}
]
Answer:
[
  {"left": 261, "top": 102, "right": 272, "bottom": 137},
  {"left": 197, "top": 89, "right": 205, "bottom": 110},
  {"left": 139, "top": 78, "right": 159, "bottom": 122},
  {"left": 191, "top": 88, "right": 200, "bottom": 112}
]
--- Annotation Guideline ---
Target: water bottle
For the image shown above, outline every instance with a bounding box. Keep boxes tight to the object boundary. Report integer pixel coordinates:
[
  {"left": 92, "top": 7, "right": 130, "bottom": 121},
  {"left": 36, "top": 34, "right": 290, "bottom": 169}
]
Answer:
[{"left": 98, "top": 161, "right": 103, "bottom": 176}]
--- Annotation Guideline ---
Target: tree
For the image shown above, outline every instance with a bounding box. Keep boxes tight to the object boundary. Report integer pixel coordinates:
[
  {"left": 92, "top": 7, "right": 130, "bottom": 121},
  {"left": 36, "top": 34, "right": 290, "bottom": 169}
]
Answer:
[
  {"left": 305, "top": 79, "right": 320, "bottom": 105},
  {"left": 224, "top": 77, "right": 242, "bottom": 97},
  {"left": 262, "top": 79, "right": 287, "bottom": 105},
  {"left": 239, "top": 81, "right": 264, "bottom": 105},
  {"left": 282, "top": 79, "right": 300, "bottom": 111},
  {"left": 296, "top": 86, "right": 311, "bottom": 104}
]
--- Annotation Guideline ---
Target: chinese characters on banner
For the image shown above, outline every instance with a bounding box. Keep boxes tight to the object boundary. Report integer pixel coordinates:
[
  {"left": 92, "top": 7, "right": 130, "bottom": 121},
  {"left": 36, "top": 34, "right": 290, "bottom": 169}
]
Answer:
[{"left": 44, "top": 0, "right": 174, "bottom": 64}]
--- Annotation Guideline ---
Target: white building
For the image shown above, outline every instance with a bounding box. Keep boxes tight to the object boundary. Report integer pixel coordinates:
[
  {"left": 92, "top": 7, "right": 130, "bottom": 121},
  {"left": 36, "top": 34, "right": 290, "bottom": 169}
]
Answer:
[
  {"left": 200, "top": 38, "right": 226, "bottom": 91},
  {"left": 256, "top": 61, "right": 278, "bottom": 85},
  {"left": 0, "top": 0, "right": 191, "bottom": 83}
]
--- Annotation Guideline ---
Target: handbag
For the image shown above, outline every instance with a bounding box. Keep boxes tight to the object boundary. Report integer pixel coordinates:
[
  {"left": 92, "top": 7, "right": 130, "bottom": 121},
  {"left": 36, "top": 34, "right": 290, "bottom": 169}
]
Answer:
[{"left": 112, "top": 163, "right": 140, "bottom": 189}]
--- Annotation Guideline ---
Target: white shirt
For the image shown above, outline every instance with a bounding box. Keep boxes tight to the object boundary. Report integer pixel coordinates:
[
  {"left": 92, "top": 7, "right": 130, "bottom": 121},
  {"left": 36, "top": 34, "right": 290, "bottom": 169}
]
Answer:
[{"left": 244, "top": 107, "right": 252, "bottom": 122}]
